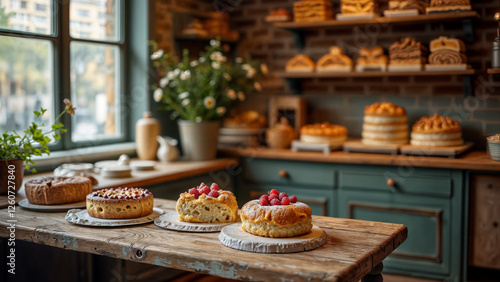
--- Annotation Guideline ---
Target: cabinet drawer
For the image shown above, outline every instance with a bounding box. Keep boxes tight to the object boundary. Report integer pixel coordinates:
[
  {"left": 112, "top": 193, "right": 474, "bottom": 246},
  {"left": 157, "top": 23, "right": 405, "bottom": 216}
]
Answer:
[
  {"left": 242, "top": 159, "right": 335, "bottom": 189},
  {"left": 339, "top": 167, "right": 452, "bottom": 198}
]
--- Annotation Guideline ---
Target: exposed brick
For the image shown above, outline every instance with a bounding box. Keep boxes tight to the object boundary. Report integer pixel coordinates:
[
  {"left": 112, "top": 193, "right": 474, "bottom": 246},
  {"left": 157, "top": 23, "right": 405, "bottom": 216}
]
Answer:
[
  {"left": 474, "top": 109, "right": 500, "bottom": 121},
  {"left": 486, "top": 123, "right": 500, "bottom": 134}
]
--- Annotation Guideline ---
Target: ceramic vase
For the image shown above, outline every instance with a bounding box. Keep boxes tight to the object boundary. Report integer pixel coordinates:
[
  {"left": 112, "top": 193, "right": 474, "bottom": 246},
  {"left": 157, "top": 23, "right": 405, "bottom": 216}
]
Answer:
[
  {"left": 0, "top": 159, "right": 24, "bottom": 195},
  {"left": 136, "top": 112, "right": 160, "bottom": 160},
  {"left": 178, "top": 120, "right": 220, "bottom": 161}
]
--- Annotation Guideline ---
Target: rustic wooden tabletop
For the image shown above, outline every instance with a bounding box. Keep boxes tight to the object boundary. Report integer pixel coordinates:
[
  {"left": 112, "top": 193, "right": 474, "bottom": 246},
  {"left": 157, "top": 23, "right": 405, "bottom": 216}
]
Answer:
[{"left": 0, "top": 199, "right": 407, "bottom": 282}]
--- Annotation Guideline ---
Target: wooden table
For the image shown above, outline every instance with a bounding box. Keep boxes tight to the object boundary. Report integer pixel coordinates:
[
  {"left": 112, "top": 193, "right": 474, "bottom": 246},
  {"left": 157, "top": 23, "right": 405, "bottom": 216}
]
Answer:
[{"left": 0, "top": 199, "right": 407, "bottom": 281}]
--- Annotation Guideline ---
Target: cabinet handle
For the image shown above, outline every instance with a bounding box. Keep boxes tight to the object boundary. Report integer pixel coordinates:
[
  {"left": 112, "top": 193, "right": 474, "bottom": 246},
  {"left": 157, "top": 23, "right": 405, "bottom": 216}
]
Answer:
[
  {"left": 278, "top": 170, "right": 289, "bottom": 178},
  {"left": 386, "top": 178, "right": 396, "bottom": 187}
]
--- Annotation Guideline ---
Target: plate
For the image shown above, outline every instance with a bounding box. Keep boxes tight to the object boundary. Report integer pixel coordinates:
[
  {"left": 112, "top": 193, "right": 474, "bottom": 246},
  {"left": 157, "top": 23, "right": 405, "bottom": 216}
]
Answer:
[
  {"left": 129, "top": 161, "right": 156, "bottom": 171},
  {"left": 219, "top": 224, "right": 327, "bottom": 253},
  {"left": 219, "top": 127, "right": 263, "bottom": 136},
  {"left": 19, "top": 199, "right": 87, "bottom": 212},
  {"left": 65, "top": 207, "right": 164, "bottom": 227},
  {"left": 155, "top": 212, "right": 238, "bottom": 232},
  {"left": 100, "top": 165, "right": 132, "bottom": 178},
  {"left": 94, "top": 160, "right": 119, "bottom": 170}
]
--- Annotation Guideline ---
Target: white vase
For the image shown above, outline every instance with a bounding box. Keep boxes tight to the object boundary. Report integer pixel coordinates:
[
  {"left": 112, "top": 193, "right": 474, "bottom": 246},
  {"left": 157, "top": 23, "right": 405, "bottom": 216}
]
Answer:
[
  {"left": 136, "top": 112, "right": 160, "bottom": 160},
  {"left": 178, "top": 120, "right": 220, "bottom": 161}
]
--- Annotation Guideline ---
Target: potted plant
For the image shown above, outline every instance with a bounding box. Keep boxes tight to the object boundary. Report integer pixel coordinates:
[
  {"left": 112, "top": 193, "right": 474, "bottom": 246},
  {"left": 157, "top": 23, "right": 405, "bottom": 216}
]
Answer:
[
  {"left": 150, "top": 39, "right": 267, "bottom": 161},
  {"left": 0, "top": 99, "right": 76, "bottom": 194}
]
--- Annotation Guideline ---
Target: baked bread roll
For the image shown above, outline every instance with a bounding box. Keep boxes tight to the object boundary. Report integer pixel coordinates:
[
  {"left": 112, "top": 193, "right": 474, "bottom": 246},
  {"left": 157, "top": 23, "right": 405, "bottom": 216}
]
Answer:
[
  {"left": 362, "top": 102, "right": 409, "bottom": 146},
  {"left": 300, "top": 122, "right": 348, "bottom": 145},
  {"left": 286, "top": 54, "right": 315, "bottom": 72},
  {"left": 25, "top": 176, "right": 93, "bottom": 205},
  {"left": 241, "top": 190, "right": 312, "bottom": 238},
  {"left": 316, "top": 46, "right": 353, "bottom": 72},
  {"left": 411, "top": 114, "right": 463, "bottom": 146},
  {"left": 357, "top": 46, "right": 388, "bottom": 70},
  {"left": 86, "top": 187, "right": 154, "bottom": 219},
  {"left": 176, "top": 183, "right": 238, "bottom": 223}
]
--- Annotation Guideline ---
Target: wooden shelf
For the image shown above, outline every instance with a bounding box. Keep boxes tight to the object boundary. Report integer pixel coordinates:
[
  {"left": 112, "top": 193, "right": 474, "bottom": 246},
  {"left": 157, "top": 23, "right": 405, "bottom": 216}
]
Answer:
[
  {"left": 174, "top": 34, "right": 239, "bottom": 43},
  {"left": 276, "top": 69, "right": 476, "bottom": 79},
  {"left": 272, "top": 11, "right": 478, "bottom": 30},
  {"left": 487, "top": 68, "right": 500, "bottom": 74}
]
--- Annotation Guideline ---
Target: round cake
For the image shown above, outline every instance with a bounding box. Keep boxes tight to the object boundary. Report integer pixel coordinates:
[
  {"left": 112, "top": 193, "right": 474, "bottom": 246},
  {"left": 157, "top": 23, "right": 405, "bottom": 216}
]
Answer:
[
  {"left": 25, "top": 176, "right": 93, "bottom": 205},
  {"left": 86, "top": 187, "right": 154, "bottom": 219},
  {"left": 362, "top": 102, "right": 409, "bottom": 146},
  {"left": 223, "top": 111, "right": 266, "bottom": 129},
  {"left": 411, "top": 114, "right": 464, "bottom": 147},
  {"left": 240, "top": 189, "right": 312, "bottom": 238},
  {"left": 176, "top": 182, "right": 238, "bottom": 223},
  {"left": 300, "top": 122, "right": 348, "bottom": 146}
]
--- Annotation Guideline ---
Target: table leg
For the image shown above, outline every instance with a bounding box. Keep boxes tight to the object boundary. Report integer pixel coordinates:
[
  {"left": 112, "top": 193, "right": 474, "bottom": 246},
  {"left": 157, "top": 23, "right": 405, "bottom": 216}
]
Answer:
[{"left": 361, "top": 262, "right": 383, "bottom": 282}]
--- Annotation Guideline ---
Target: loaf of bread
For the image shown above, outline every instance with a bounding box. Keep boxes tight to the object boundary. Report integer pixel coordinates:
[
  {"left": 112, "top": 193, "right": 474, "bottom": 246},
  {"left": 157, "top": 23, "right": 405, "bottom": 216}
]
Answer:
[
  {"left": 286, "top": 54, "right": 315, "bottom": 72},
  {"left": 341, "top": 0, "right": 376, "bottom": 14},
  {"left": 25, "top": 176, "right": 93, "bottom": 205},
  {"left": 316, "top": 46, "right": 353, "bottom": 72},
  {"left": 389, "top": 37, "right": 427, "bottom": 65},
  {"left": 428, "top": 36, "right": 467, "bottom": 65},
  {"left": 357, "top": 46, "right": 388, "bottom": 70},
  {"left": 388, "top": 0, "right": 427, "bottom": 13},
  {"left": 294, "top": 0, "right": 333, "bottom": 22}
]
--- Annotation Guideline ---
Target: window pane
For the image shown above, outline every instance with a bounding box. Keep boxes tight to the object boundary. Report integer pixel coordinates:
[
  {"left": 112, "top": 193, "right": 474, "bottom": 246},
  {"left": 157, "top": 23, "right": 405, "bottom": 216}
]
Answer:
[
  {"left": 70, "top": 42, "right": 121, "bottom": 141},
  {"left": 0, "top": 0, "right": 52, "bottom": 35},
  {"left": 70, "top": 0, "right": 118, "bottom": 41},
  {"left": 0, "top": 36, "right": 53, "bottom": 132}
]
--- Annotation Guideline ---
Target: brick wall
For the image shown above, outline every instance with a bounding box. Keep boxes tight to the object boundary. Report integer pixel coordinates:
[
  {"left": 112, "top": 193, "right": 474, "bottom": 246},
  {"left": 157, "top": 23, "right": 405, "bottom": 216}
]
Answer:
[{"left": 153, "top": 0, "right": 500, "bottom": 150}]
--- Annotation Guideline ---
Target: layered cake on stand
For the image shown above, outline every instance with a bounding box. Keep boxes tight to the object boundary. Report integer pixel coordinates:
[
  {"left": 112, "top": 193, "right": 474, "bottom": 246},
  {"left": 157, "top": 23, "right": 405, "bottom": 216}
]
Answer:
[
  {"left": 410, "top": 114, "right": 464, "bottom": 147},
  {"left": 292, "top": 122, "right": 347, "bottom": 154},
  {"left": 361, "top": 102, "right": 409, "bottom": 146}
]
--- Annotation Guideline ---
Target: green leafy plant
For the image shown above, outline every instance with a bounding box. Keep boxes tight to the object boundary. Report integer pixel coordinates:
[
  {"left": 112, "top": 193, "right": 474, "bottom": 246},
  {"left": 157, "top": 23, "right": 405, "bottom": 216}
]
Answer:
[
  {"left": 150, "top": 39, "right": 267, "bottom": 122},
  {"left": 0, "top": 99, "right": 76, "bottom": 172}
]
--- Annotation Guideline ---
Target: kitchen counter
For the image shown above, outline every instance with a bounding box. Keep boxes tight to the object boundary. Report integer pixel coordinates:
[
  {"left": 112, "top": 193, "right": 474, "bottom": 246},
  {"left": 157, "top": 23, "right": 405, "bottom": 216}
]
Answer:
[{"left": 219, "top": 147, "right": 500, "bottom": 171}]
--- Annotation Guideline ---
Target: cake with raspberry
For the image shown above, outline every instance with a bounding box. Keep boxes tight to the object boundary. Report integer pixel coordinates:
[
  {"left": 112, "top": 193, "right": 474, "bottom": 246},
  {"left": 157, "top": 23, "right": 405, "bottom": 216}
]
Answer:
[
  {"left": 362, "top": 102, "right": 409, "bottom": 146},
  {"left": 240, "top": 189, "right": 312, "bottom": 238},
  {"left": 86, "top": 187, "right": 154, "bottom": 219},
  {"left": 300, "top": 122, "right": 348, "bottom": 146},
  {"left": 411, "top": 114, "right": 464, "bottom": 147},
  {"left": 25, "top": 176, "right": 93, "bottom": 205},
  {"left": 176, "top": 183, "right": 238, "bottom": 223}
]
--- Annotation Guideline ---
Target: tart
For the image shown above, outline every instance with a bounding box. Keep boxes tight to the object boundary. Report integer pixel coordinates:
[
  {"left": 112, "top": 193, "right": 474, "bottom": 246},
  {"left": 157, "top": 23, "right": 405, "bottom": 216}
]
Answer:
[
  {"left": 25, "top": 176, "right": 93, "bottom": 205},
  {"left": 240, "top": 189, "right": 312, "bottom": 238},
  {"left": 411, "top": 114, "right": 463, "bottom": 147},
  {"left": 86, "top": 187, "right": 154, "bottom": 219},
  {"left": 176, "top": 182, "right": 238, "bottom": 223},
  {"left": 300, "top": 122, "right": 348, "bottom": 145},
  {"left": 362, "top": 102, "right": 409, "bottom": 145}
]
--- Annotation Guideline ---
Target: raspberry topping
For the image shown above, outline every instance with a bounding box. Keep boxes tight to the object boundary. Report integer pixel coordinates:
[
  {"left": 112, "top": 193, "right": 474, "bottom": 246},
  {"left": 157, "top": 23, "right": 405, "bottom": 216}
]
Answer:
[
  {"left": 208, "top": 190, "right": 219, "bottom": 198},
  {"left": 259, "top": 189, "right": 297, "bottom": 206},
  {"left": 269, "top": 189, "right": 279, "bottom": 195},
  {"left": 270, "top": 198, "right": 281, "bottom": 206},
  {"left": 269, "top": 193, "right": 279, "bottom": 201},
  {"left": 189, "top": 188, "right": 200, "bottom": 198},
  {"left": 278, "top": 192, "right": 288, "bottom": 200},
  {"left": 289, "top": 195, "right": 297, "bottom": 203},
  {"left": 281, "top": 196, "right": 290, "bottom": 205},
  {"left": 210, "top": 183, "right": 220, "bottom": 190},
  {"left": 259, "top": 197, "right": 269, "bottom": 206},
  {"left": 198, "top": 186, "right": 211, "bottom": 195}
]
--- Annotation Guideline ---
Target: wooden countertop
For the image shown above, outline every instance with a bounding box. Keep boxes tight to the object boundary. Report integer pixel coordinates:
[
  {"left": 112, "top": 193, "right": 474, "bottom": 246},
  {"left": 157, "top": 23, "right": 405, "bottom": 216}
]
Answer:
[
  {"left": 0, "top": 199, "right": 407, "bottom": 281},
  {"left": 219, "top": 148, "right": 500, "bottom": 171}
]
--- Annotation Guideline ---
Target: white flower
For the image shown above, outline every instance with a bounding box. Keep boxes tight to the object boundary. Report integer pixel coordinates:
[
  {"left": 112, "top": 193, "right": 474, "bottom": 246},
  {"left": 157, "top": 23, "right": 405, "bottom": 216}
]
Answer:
[
  {"left": 199, "top": 57, "right": 206, "bottom": 63},
  {"left": 261, "top": 64, "right": 269, "bottom": 75},
  {"left": 226, "top": 89, "right": 236, "bottom": 100},
  {"left": 195, "top": 116, "right": 202, "bottom": 123},
  {"left": 190, "top": 60, "right": 199, "bottom": 67},
  {"left": 178, "top": 92, "right": 189, "bottom": 100},
  {"left": 210, "top": 51, "right": 222, "bottom": 61},
  {"left": 150, "top": 49, "right": 164, "bottom": 60},
  {"left": 159, "top": 77, "right": 169, "bottom": 88},
  {"left": 216, "top": 107, "right": 226, "bottom": 116},
  {"left": 180, "top": 70, "right": 191, "bottom": 80},
  {"left": 212, "top": 61, "right": 220, "bottom": 69},
  {"left": 235, "top": 57, "right": 243, "bottom": 63},
  {"left": 246, "top": 67, "right": 256, "bottom": 78},
  {"left": 237, "top": 91, "right": 245, "bottom": 101},
  {"left": 210, "top": 39, "right": 220, "bottom": 47},
  {"left": 254, "top": 81, "right": 262, "bottom": 92},
  {"left": 204, "top": 96, "right": 216, "bottom": 109},
  {"left": 242, "top": 64, "right": 252, "bottom": 71},
  {"left": 181, "top": 99, "right": 190, "bottom": 106},
  {"left": 167, "top": 71, "right": 175, "bottom": 80},
  {"left": 153, "top": 88, "right": 163, "bottom": 102},
  {"left": 223, "top": 73, "right": 231, "bottom": 81},
  {"left": 219, "top": 55, "right": 227, "bottom": 62}
]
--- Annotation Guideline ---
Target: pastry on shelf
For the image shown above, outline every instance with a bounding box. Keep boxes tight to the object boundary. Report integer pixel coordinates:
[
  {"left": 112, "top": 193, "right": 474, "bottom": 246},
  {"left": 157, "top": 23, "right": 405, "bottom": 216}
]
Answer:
[
  {"left": 300, "top": 122, "right": 348, "bottom": 146},
  {"left": 240, "top": 189, "right": 312, "bottom": 238},
  {"left": 356, "top": 46, "right": 388, "bottom": 72},
  {"left": 341, "top": 0, "right": 376, "bottom": 14},
  {"left": 223, "top": 111, "right": 266, "bottom": 129},
  {"left": 362, "top": 102, "right": 409, "bottom": 146},
  {"left": 25, "top": 176, "right": 93, "bottom": 205},
  {"left": 427, "top": 36, "right": 467, "bottom": 66},
  {"left": 181, "top": 19, "right": 209, "bottom": 37},
  {"left": 293, "top": 0, "right": 333, "bottom": 22},
  {"left": 176, "top": 182, "right": 238, "bottom": 223},
  {"left": 265, "top": 8, "right": 292, "bottom": 22},
  {"left": 266, "top": 117, "right": 297, "bottom": 149},
  {"left": 426, "top": 0, "right": 471, "bottom": 14},
  {"left": 316, "top": 46, "right": 353, "bottom": 72},
  {"left": 388, "top": 37, "right": 427, "bottom": 70},
  {"left": 86, "top": 187, "right": 154, "bottom": 219},
  {"left": 387, "top": 0, "right": 427, "bottom": 14},
  {"left": 410, "top": 114, "right": 464, "bottom": 147},
  {"left": 286, "top": 54, "right": 315, "bottom": 72}
]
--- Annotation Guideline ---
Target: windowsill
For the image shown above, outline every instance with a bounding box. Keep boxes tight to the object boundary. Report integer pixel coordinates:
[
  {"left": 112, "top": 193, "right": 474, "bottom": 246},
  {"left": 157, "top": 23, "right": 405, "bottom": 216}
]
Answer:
[{"left": 30, "top": 142, "right": 137, "bottom": 173}]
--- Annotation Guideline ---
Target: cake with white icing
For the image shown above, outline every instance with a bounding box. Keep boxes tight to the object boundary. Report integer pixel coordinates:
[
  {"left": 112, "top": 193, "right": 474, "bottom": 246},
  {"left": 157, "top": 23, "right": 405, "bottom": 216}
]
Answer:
[
  {"left": 410, "top": 114, "right": 463, "bottom": 147},
  {"left": 362, "top": 102, "right": 409, "bottom": 146},
  {"left": 300, "top": 122, "right": 348, "bottom": 146}
]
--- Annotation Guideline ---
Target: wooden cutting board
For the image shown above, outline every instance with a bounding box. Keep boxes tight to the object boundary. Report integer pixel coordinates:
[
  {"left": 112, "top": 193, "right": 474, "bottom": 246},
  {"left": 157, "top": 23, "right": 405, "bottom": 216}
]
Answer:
[
  {"left": 400, "top": 142, "right": 474, "bottom": 158},
  {"left": 343, "top": 140, "right": 401, "bottom": 155}
]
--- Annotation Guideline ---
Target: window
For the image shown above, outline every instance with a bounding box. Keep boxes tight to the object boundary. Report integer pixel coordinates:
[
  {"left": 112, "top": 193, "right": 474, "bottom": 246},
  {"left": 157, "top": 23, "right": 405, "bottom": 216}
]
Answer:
[
  {"left": 76, "top": 8, "right": 88, "bottom": 17},
  {"left": 0, "top": 0, "right": 127, "bottom": 151}
]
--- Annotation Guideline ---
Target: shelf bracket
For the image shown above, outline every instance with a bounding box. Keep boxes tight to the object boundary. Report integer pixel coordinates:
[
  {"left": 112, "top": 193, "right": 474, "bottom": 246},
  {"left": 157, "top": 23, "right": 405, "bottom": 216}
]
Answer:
[
  {"left": 289, "top": 29, "right": 305, "bottom": 50},
  {"left": 462, "top": 19, "right": 474, "bottom": 43},
  {"left": 286, "top": 78, "right": 302, "bottom": 94},
  {"left": 463, "top": 75, "right": 473, "bottom": 97}
]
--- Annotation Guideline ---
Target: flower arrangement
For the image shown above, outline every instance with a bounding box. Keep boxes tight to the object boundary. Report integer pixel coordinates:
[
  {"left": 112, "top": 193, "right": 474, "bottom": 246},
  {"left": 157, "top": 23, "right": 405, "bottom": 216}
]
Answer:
[
  {"left": 150, "top": 39, "right": 267, "bottom": 122},
  {"left": 0, "top": 99, "right": 76, "bottom": 172}
]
